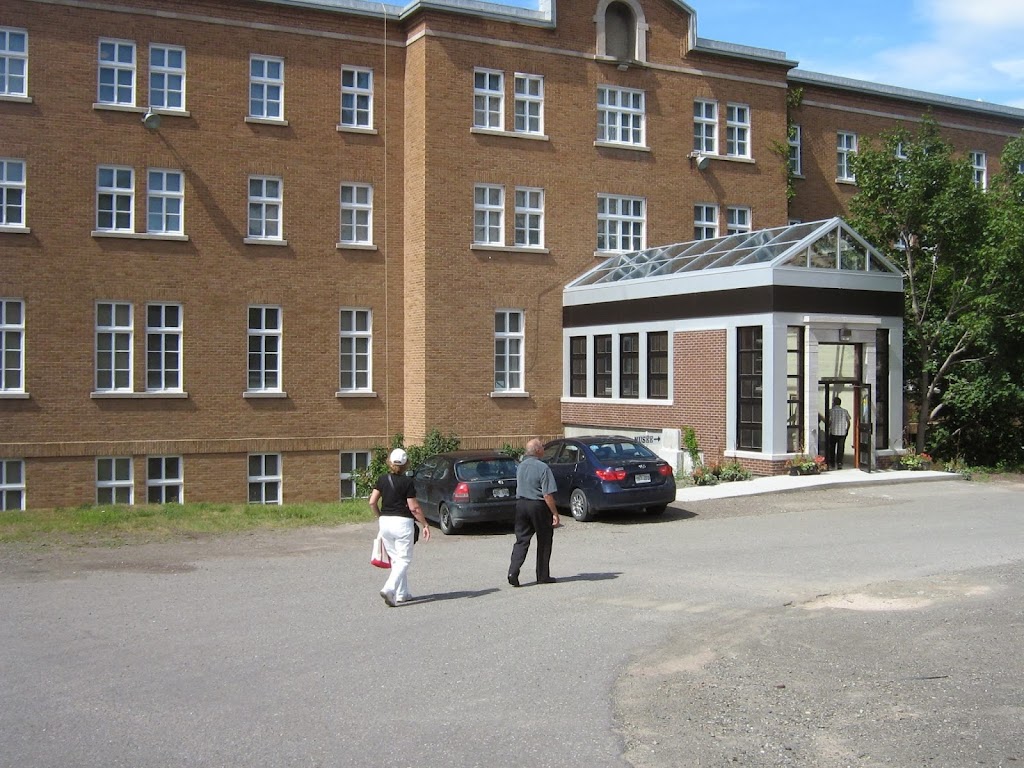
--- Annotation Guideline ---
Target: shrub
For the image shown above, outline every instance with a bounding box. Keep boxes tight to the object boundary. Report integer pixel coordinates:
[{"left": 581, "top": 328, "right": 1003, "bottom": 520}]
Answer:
[{"left": 353, "top": 429, "right": 461, "bottom": 496}]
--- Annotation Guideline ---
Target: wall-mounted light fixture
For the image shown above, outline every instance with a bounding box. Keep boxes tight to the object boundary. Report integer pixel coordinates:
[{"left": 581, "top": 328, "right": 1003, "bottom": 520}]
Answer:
[
  {"left": 688, "top": 150, "right": 710, "bottom": 171},
  {"left": 141, "top": 109, "right": 162, "bottom": 131},
  {"left": 839, "top": 327, "right": 853, "bottom": 341}
]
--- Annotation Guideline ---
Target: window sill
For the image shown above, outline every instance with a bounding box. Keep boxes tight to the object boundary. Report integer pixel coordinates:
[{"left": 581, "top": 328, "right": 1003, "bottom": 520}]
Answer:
[
  {"left": 561, "top": 396, "right": 673, "bottom": 405},
  {"left": 0, "top": 94, "right": 32, "bottom": 104},
  {"left": 91, "top": 391, "right": 189, "bottom": 399},
  {"left": 490, "top": 391, "right": 529, "bottom": 398},
  {"left": 92, "top": 231, "right": 189, "bottom": 241},
  {"left": 150, "top": 107, "right": 191, "bottom": 118},
  {"left": 336, "top": 242, "right": 378, "bottom": 251},
  {"left": 594, "top": 141, "right": 651, "bottom": 153},
  {"left": 245, "top": 116, "right": 289, "bottom": 126},
  {"left": 471, "top": 244, "right": 550, "bottom": 255},
  {"left": 0, "top": 226, "right": 30, "bottom": 234},
  {"left": 0, "top": 392, "right": 30, "bottom": 399},
  {"left": 836, "top": 178, "right": 858, "bottom": 186},
  {"left": 593, "top": 249, "right": 642, "bottom": 259},
  {"left": 243, "top": 391, "right": 288, "bottom": 398},
  {"left": 471, "top": 127, "right": 549, "bottom": 142},
  {"left": 243, "top": 237, "right": 289, "bottom": 246},
  {"left": 337, "top": 125, "right": 378, "bottom": 135},
  {"left": 92, "top": 102, "right": 143, "bottom": 113},
  {"left": 336, "top": 390, "right": 377, "bottom": 398}
]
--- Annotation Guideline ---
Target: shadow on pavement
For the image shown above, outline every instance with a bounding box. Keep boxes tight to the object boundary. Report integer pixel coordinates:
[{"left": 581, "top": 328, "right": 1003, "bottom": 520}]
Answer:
[{"left": 404, "top": 587, "right": 500, "bottom": 604}]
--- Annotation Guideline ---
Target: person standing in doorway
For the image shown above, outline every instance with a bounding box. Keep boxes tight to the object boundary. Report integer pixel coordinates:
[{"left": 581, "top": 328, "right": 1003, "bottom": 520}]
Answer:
[
  {"left": 827, "top": 396, "right": 852, "bottom": 469},
  {"left": 508, "top": 438, "right": 560, "bottom": 587}
]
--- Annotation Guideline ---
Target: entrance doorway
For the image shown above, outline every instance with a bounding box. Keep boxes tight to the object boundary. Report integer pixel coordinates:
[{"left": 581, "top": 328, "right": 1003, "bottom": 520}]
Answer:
[{"left": 817, "top": 341, "right": 871, "bottom": 471}]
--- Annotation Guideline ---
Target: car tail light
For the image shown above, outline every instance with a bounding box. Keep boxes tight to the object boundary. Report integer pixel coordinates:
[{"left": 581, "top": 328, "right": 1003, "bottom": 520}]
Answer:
[
  {"left": 595, "top": 467, "right": 627, "bottom": 481},
  {"left": 453, "top": 482, "right": 470, "bottom": 501},
  {"left": 658, "top": 464, "right": 673, "bottom": 477}
]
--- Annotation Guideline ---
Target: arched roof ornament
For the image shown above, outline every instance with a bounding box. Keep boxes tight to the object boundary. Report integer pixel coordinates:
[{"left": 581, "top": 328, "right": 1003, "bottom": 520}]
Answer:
[{"left": 593, "top": 0, "right": 649, "bottom": 63}]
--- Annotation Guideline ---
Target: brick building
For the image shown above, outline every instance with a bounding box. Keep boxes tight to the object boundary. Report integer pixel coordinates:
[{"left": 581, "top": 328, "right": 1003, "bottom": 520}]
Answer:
[{"left": 1, "top": 0, "right": 1022, "bottom": 509}]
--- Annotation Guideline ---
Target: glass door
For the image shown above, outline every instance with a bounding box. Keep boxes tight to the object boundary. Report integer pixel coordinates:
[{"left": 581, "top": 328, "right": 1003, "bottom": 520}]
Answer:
[{"left": 855, "top": 384, "right": 873, "bottom": 472}]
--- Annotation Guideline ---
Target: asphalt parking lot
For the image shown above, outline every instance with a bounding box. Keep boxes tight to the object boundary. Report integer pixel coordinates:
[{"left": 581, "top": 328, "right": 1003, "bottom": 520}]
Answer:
[{"left": 1, "top": 473, "right": 1022, "bottom": 768}]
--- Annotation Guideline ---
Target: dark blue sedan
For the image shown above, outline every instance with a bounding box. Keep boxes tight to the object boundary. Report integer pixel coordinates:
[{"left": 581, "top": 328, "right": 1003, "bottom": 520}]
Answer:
[{"left": 542, "top": 436, "right": 676, "bottom": 522}]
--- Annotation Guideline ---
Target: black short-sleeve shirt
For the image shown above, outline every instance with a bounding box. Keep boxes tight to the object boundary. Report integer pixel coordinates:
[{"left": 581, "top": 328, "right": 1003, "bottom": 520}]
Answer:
[{"left": 374, "top": 472, "right": 416, "bottom": 518}]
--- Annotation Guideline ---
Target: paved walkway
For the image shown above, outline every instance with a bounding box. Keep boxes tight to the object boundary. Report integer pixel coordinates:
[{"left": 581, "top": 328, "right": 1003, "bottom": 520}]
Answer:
[{"left": 676, "top": 467, "right": 961, "bottom": 502}]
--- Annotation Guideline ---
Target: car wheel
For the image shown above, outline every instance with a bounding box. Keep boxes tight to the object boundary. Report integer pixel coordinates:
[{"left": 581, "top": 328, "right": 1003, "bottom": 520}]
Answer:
[
  {"left": 439, "top": 503, "right": 458, "bottom": 535},
  {"left": 646, "top": 504, "right": 668, "bottom": 515},
  {"left": 570, "top": 489, "right": 596, "bottom": 522}
]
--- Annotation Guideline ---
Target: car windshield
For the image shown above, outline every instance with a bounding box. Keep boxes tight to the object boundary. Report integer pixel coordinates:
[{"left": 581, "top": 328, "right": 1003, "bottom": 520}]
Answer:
[
  {"left": 456, "top": 458, "right": 518, "bottom": 481},
  {"left": 587, "top": 441, "right": 658, "bottom": 462}
]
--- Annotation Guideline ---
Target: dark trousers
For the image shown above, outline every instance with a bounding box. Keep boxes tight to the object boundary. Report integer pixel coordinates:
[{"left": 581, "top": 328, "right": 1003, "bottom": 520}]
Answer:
[
  {"left": 509, "top": 498, "right": 553, "bottom": 583},
  {"left": 827, "top": 433, "right": 848, "bottom": 468}
]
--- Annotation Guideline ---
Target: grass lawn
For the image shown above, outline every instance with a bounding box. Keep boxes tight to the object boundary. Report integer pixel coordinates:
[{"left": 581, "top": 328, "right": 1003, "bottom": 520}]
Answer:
[{"left": 0, "top": 499, "right": 374, "bottom": 547}]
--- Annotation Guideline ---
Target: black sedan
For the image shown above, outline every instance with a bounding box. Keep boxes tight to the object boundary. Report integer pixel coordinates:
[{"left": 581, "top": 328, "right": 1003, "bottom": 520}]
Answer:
[
  {"left": 412, "top": 451, "right": 519, "bottom": 534},
  {"left": 542, "top": 436, "right": 676, "bottom": 522}
]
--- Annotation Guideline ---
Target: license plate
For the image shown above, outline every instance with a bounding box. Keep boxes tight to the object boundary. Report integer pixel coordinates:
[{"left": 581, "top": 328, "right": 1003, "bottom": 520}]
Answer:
[
  {"left": 635, "top": 474, "right": 651, "bottom": 484},
  {"left": 493, "top": 488, "right": 509, "bottom": 498}
]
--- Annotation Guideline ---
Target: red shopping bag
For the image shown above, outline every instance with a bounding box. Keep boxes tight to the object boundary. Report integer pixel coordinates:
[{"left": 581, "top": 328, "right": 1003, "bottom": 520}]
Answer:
[{"left": 370, "top": 534, "right": 391, "bottom": 569}]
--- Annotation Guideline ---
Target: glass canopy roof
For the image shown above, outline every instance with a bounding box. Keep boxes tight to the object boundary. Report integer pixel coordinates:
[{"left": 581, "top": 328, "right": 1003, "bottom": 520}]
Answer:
[{"left": 567, "top": 218, "right": 899, "bottom": 288}]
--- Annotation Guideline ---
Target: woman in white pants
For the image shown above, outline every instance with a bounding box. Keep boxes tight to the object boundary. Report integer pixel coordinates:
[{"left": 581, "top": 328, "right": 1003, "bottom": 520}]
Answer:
[{"left": 369, "top": 448, "right": 430, "bottom": 606}]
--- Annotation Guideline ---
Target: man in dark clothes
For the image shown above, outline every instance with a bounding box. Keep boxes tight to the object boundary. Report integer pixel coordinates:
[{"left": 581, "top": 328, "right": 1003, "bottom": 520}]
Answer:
[{"left": 508, "top": 438, "right": 560, "bottom": 587}]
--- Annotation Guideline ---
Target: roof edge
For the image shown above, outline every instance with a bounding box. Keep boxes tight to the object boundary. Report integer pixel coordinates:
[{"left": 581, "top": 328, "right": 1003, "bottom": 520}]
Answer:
[{"left": 693, "top": 37, "right": 796, "bottom": 67}]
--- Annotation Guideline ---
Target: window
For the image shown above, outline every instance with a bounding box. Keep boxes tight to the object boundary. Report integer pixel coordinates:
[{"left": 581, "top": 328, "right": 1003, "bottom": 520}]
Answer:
[
  {"left": 473, "top": 69, "right": 503, "bottom": 130},
  {"left": 249, "top": 55, "right": 283, "bottom": 120},
  {"left": 340, "top": 67, "right": 372, "bottom": 129},
  {"left": 0, "top": 158, "right": 25, "bottom": 228},
  {"left": 147, "top": 456, "right": 182, "bottom": 503},
  {"left": 875, "top": 329, "right": 890, "bottom": 451},
  {"left": 0, "top": 459, "right": 24, "bottom": 511},
  {"left": 513, "top": 74, "right": 544, "bottom": 135},
  {"left": 340, "top": 451, "right": 371, "bottom": 498},
  {"left": 248, "top": 306, "right": 281, "bottom": 392},
  {"left": 147, "top": 169, "right": 183, "bottom": 235},
  {"left": 494, "top": 310, "right": 524, "bottom": 392},
  {"left": 149, "top": 44, "right": 185, "bottom": 110},
  {"left": 837, "top": 132, "right": 858, "bottom": 182},
  {"left": 248, "top": 453, "right": 281, "bottom": 504},
  {"left": 339, "top": 184, "right": 373, "bottom": 245},
  {"left": 895, "top": 142, "right": 908, "bottom": 161},
  {"left": 647, "top": 331, "right": 668, "bottom": 399},
  {"left": 737, "top": 326, "right": 763, "bottom": 450},
  {"left": 0, "top": 299, "right": 24, "bottom": 393},
  {"left": 597, "top": 195, "right": 644, "bottom": 252},
  {"left": 97, "top": 457, "right": 133, "bottom": 505},
  {"left": 146, "top": 303, "right": 182, "bottom": 392},
  {"left": 786, "top": 326, "right": 804, "bottom": 453},
  {"left": 339, "top": 309, "right": 372, "bottom": 392},
  {"left": 570, "top": 336, "right": 587, "bottom": 397},
  {"left": 620, "top": 333, "right": 639, "bottom": 399},
  {"left": 474, "top": 184, "right": 504, "bottom": 245},
  {"left": 604, "top": 1, "right": 638, "bottom": 60},
  {"left": 96, "top": 302, "right": 133, "bottom": 392},
  {"left": 97, "top": 166, "right": 134, "bottom": 232},
  {"left": 693, "top": 100, "right": 717, "bottom": 154},
  {"left": 514, "top": 187, "right": 544, "bottom": 248},
  {"left": 97, "top": 39, "right": 135, "bottom": 106},
  {"left": 0, "top": 28, "right": 28, "bottom": 98},
  {"left": 726, "top": 206, "right": 751, "bottom": 235},
  {"left": 726, "top": 103, "right": 750, "bottom": 158},
  {"left": 594, "top": 334, "right": 612, "bottom": 397},
  {"left": 788, "top": 124, "right": 802, "bottom": 175},
  {"left": 694, "top": 204, "right": 718, "bottom": 240},
  {"left": 597, "top": 86, "right": 645, "bottom": 146},
  {"left": 970, "top": 151, "right": 987, "bottom": 190},
  {"left": 248, "top": 176, "right": 282, "bottom": 240}
]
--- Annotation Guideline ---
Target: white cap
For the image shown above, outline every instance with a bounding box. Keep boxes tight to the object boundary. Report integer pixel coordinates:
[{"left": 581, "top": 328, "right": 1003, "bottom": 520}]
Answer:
[{"left": 389, "top": 448, "right": 408, "bottom": 466}]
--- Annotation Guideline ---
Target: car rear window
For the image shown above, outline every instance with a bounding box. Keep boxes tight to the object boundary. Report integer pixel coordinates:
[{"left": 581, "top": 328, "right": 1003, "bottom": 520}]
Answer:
[
  {"left": 588, "top": 441, "right": 658, "bottom": 461},
  {"left": 456, "top": 459, "right": 518, "bottom": 481}
]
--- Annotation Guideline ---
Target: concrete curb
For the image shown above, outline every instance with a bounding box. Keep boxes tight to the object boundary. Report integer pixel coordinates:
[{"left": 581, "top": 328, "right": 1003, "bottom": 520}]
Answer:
[{"left": 675, "top": 469, "right": 963, "bottom": 502}]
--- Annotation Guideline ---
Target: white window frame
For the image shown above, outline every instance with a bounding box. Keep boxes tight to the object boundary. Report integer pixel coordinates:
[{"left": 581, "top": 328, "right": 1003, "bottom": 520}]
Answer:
[
  {"left": 96, "top": 166, "right": 135, "bottom": 232},
  {"left": 494, "top": 309, "right": 524, "bottom": 394},
  {"left": 0, "top": 27, "right": 28, "bottom": 98},
  {"left": 726, "top": 206, "right": 751, "bottom": 235},
  {"left": 0, "top": 158, "right": 26, "bottom": 228},
  {"left": 247, "top": 306, "right": 282, "bottom": 393},
  {"left": 340, "top": 451, "right": 371, "bottom": 498},
  {"left": 474, "top": 184, "right": 504, "bottom": 245},
  {"left": 837, "top": 131, "right": 858, "bottom": 182},
  {"left": 247, "top": 176, "right": 283, "bottom": 241},
  {"left": 597, "top": 85, "right": 645, "bottom": 147},
  {"left": 340, "top": 67, "right": 373, "bottom": 129},
  {"left": 248, "top": 453, "right": 281, "bottom": 505},
  {"left": 249, "top": 55, "right": 284, "bottom": 121},
  {"left": 693, "top": 99, "right": 718, "bottom": 155},
  {"left": 513, "top": 73, "right": 544, "bottom": 135},
  {"left": 726, "top": 103, "right": 750, "bottom": 158},
  {"left": 97, "top": 457, "right": 134, "bottom": 505},
  {"left": 0, "top": 458, "right": 25, "bottom": 511},
  {"left": 147, "top": 169, "right": 184, "bottom": 235},
  {"left": 145, "top": 303, "right": 182, "bottom": 393},
  {"left": 339, "top": 308, "right": 372, "bottom": 393},
  {"left": 0, "top": 298, "right": 25, "bottom": 393},
  {"left": 788, "top": 124, "right": 802, "bottom": 176},
  {"left": 97, "top": 39, "right": 136, "bottom": 106},
  {"left": 96, "top": 301, "right": 133, "bottom": 393},
  {"left": 473, "top": 69, "right": 504, "bottom": 130},
  {"left": 597, "top": 194, "right": 645, "bottom": 252},
  {"left": 970, "top": 151, "right": 987, "bottom": 190},
  {"left": 895, "top": 142, "right": 908, "bottom": 161},
  {"left": 514, "top": 187, "right": 544, "bottom": 248},
  {"left": 339, "top": 183, "right": 373, "bottom": 246},
  {"left": 694, "top": 204, "right": 719, "bottom": 240},
  {"left": 149, "top": 44, "right": 185, "bottom": 111},
  {"left": 146, "top": 456, "right": 183, "bottom": 504}
]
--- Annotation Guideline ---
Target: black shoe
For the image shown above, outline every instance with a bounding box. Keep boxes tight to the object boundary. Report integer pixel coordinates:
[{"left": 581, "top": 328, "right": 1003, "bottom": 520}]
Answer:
[
  {"left": 539, "top": 577, "right": 557, "bottom": 584},
  {"left": 507, "top": 574, "right": 520, "bottom": 588}
]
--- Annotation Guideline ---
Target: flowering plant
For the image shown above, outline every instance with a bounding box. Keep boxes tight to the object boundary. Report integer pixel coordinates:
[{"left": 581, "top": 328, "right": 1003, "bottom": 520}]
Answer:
[
  {"left": 898, "top": 449, "right": 933, "bottom": 470},
  {"left": 788, "top": 454, "right": 826, "bottom": 474}
]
